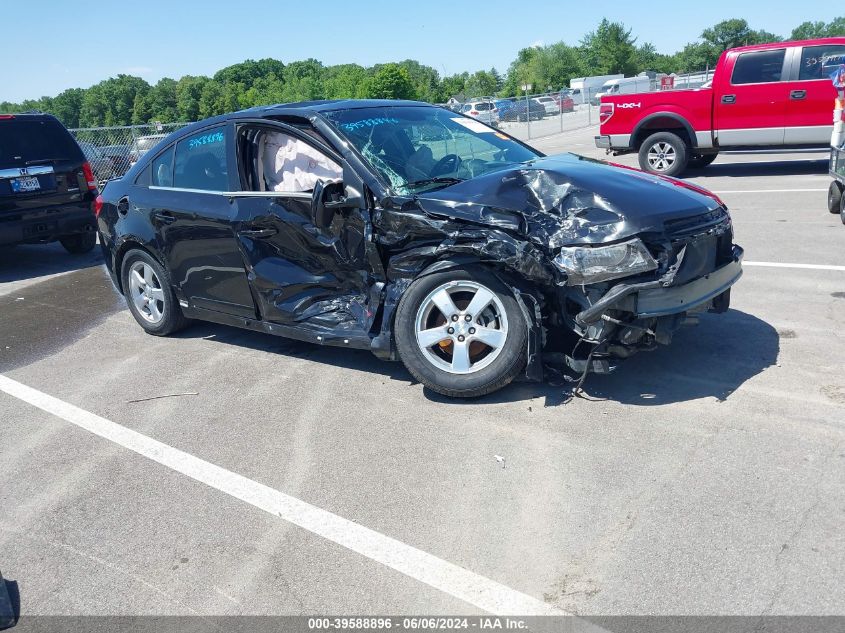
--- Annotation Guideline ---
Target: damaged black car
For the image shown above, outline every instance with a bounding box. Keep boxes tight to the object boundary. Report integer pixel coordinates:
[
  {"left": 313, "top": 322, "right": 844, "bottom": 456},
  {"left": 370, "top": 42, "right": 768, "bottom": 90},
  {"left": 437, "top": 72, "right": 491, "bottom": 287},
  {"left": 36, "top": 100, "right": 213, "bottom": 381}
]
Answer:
[{"left": 97, "top": 100, "right": 743, "bottom": 398}]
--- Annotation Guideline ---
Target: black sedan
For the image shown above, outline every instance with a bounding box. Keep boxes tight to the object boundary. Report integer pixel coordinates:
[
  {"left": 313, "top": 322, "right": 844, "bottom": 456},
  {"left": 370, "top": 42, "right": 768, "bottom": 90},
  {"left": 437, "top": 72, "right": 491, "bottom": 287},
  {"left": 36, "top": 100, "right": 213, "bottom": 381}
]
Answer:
[{"left": 97, "top": 100, "right": 742, "bottom": 398}]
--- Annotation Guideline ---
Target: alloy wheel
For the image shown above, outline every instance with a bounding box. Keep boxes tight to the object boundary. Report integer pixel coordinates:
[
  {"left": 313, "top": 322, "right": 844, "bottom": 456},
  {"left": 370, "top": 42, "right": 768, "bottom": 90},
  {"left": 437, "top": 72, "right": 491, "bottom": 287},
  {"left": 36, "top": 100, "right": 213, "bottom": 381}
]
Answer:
[
  {"left": 128, "top": 261, "right": 166, "bottom": 324},
  {"left": 414, "top": 281, "right": 508, "bottom": 375},
  {"left": 647, "top": 141, "right": 677, "bottom": 172}
]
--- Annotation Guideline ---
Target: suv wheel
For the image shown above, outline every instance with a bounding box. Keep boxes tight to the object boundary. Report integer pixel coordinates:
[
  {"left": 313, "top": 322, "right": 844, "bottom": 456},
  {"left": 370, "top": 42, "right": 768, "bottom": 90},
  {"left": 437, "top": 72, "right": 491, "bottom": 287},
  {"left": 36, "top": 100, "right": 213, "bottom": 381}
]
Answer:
[
  {"left": 394, "top": 268, "right": 528, "bottom": 398},
  {"left": 840, "top": 191, "right": 845, "bottom": 225},
  {"left": 60, "top": 232, "right": 97, "bottom": 254},
  {"left": 120, "top": 249, "right": 189, "bottom": 336},
  {"left": 638, "top": 132, "right": 688, "bottom": 177}
]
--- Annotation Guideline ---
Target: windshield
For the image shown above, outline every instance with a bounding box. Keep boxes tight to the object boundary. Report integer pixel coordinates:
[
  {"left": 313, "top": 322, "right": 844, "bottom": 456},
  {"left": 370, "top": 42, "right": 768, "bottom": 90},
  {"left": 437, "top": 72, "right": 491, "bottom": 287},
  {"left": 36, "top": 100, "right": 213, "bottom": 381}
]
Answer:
[{"left": 324, "top": 106, "right": 540, "bottom": 194}]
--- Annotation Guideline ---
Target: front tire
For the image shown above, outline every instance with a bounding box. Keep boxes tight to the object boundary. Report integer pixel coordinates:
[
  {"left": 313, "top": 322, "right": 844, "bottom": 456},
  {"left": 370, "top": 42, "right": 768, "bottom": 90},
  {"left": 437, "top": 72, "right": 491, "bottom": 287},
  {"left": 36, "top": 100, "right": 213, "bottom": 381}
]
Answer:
[
  {"left": 840, "top": 190, "right": 845, "bottom": 225},
  {"left": 394, "top": 268, "right": 528, "bottom": 398},
  {"left": 60, "top": 232, "right": 96, "bottom": 254},
  {"left": 638, "top": 132, "right": 688, "bottom": 177},
  {"left": 120, "top": 249, "right": 189, "bottom": 336}
]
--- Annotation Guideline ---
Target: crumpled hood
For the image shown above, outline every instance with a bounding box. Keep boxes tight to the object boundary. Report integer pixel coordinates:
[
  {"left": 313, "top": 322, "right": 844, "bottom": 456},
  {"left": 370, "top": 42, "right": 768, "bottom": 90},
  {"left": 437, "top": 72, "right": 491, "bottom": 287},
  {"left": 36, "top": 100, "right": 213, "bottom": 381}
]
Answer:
[{"left": 414, "top": 153, "right": 722, "bottom": 247}]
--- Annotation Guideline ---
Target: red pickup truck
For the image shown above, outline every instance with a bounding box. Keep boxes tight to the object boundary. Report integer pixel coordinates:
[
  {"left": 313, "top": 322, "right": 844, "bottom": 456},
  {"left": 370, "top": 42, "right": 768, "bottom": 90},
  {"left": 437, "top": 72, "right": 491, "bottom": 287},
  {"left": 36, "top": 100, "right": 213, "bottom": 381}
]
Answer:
[{"left": 595, "top": 37, "right": 845, "bottom": 175}]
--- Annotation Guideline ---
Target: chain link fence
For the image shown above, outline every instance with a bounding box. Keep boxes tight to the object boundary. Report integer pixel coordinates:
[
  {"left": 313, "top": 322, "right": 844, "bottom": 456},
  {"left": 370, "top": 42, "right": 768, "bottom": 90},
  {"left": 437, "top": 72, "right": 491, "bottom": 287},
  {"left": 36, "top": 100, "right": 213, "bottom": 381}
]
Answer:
[{"left": 69, "top": 122, "right": 190, "bottom": 185}]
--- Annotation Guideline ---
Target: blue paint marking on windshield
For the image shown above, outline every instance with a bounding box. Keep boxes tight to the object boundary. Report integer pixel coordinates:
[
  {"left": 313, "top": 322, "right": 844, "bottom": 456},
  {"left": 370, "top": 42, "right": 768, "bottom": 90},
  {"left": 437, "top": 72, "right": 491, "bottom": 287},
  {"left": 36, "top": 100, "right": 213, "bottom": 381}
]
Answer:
[
  {"left": 339, "top": 117, "right": 400, "bottom": 132},
  {"left": 188, "top": 131, "right": 225, "bottom": 150}
]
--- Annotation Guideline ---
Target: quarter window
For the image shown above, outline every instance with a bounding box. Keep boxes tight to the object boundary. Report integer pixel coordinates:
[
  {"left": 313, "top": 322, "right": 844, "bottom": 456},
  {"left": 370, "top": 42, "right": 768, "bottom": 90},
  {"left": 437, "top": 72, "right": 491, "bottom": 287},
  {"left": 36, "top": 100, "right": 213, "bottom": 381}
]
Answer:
[
  {"left": 799, "top": 45, "right": 845, "bottom": 80},
  {"left": 731, "top": 49, "right": 786, "bottom": 84},
  {"left": 173, "top": 126, "right": 229, "bottom": 191},
  {"left": 151, "top": 146, "right": 175, "bottom": 187}
]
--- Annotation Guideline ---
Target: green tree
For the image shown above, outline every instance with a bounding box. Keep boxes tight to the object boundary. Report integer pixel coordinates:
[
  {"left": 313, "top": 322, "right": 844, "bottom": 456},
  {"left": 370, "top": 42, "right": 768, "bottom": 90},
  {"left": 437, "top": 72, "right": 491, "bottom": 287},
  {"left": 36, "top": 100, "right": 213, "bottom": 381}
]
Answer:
[
  {"left": 49, "top": 88, "right": 85, "bottom": 127},
  {"left": 79, "top": 75, "right": 150, "bottom": 127},
  {"left": 175, "top": 76, "right": 210, "bottom": 122},
  {"left": 323, "top": 64, "right": 369, "bottom": 99},
  {"left": 580, "top": 19, "right": 639, "bottom": 75},
  {"left": 214, "top": 58, "right": 285, "bottom": 85},
  {"left": 395, "top": 60, "right": 441, "bottom": 102},
  {"left": 464, "top": 70, "right": 498, "bottom": 97},
  {"left": 135, "top": 77, "right": 178, "bottom": 123},
  {"left": 363, "top": 64, "right": 416, "bottom": 100},
  {"left": 791, "top": 17, "right": 845, "bottom": 39}
]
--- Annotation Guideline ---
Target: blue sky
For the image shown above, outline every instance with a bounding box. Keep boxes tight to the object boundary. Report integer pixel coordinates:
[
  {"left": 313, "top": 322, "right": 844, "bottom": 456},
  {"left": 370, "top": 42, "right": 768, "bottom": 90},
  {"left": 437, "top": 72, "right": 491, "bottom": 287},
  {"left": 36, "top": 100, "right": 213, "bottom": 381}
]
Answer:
[{"left": 0, "top": 0, "right": 831, "bottom": 102}]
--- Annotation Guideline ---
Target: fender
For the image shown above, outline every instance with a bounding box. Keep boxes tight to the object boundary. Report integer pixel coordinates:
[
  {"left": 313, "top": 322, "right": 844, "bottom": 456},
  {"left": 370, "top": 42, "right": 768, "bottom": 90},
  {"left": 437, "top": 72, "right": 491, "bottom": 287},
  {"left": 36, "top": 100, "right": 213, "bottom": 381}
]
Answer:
[
  {"left": 111, "top": 233, "right": 167, "bottom": 294},
  {"left": 632, "top": 111, "right": 699, "bottom": 149}
]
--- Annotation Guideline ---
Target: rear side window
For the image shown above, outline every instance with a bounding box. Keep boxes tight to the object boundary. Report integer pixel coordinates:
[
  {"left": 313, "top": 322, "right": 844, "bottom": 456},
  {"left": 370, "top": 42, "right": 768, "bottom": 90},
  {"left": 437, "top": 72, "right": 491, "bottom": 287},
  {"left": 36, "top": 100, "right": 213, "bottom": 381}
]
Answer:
[
  {"left": 173, "top": 126, "right": 228, "bottom": 191},
  {"left": 0, "top": 118, "right": 83, "bottom": 168},
  {"left": 800, "top": 44, "right": 845, "bottom": 80},
  {"left": 731, "top": 49, "right": 786, "bottom": 84},
  {"left": 151, "top": 146, "right": 175, "bottom": 187},
  {"left": 475, "top": 102, "right": 492, "bottom": 111}
]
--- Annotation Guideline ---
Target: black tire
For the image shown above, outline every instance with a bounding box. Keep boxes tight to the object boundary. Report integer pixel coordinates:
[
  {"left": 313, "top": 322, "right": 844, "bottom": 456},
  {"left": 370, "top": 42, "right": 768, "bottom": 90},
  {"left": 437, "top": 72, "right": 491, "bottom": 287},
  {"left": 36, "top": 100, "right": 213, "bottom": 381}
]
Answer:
[
  {"left": 689, "top": 153, "right": 718, "bottom": 169},
  {"left": 638, "top": 131, "right": 689, "bottom": 177},
  {"left": 828, "top": 181, "right": 843, "bottom": 214},
  {"left": 840, "top": 190, "right": 845, "bottom": 225},
  {"left": 60, "top": 232, "right": 97, "bottom": 254},
  {"left": 394, "top": 268, "right": 528, "bottom": 398},
  {"left": 120, "top": 249, "right": 190, "bottom": 336}
]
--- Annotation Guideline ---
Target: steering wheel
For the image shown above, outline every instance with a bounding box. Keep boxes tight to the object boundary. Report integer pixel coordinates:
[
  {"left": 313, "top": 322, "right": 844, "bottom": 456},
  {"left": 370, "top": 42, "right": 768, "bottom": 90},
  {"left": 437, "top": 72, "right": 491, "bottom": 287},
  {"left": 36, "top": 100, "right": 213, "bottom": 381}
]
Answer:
[{"left": 431, "top": 153, "right": 462, "bottom": 177}]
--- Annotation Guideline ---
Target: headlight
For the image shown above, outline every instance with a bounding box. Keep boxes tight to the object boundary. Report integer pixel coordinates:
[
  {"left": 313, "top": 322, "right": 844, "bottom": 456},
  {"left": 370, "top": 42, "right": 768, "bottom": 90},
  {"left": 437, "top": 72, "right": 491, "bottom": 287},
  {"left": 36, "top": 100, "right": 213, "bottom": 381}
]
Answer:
[{"left": 554, "top": 238, "right": 658, "bottom": 285}]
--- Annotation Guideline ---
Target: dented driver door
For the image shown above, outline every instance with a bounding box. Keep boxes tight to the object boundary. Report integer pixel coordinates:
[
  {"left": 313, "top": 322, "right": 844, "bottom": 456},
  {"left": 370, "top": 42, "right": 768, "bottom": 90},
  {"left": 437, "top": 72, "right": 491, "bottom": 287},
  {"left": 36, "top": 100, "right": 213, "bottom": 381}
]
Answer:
[{"left": 230, "top": 122, "right": 374, "bottom": 338}]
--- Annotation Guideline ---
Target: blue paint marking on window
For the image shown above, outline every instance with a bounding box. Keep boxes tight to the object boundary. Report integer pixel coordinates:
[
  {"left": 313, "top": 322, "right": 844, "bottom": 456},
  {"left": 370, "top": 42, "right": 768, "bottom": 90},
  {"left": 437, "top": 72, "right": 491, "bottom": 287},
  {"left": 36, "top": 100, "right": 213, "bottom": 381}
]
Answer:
[
  {"left": 187, "top": 131, "right": 225, "bottom": 150},
  {"left": 339, "top": 117, "right": 400, "bottom": 132}
]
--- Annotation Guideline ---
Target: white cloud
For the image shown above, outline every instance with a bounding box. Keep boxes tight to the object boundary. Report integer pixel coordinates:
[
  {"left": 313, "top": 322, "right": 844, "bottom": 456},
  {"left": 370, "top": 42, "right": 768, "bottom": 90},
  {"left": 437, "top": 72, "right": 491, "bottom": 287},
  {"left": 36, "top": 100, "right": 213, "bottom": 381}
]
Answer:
[
  {"left": 123, "top": 66, "right": 153, "bottom": 76},
  {"left": 530, "top": 39, "right": 544, "bottom": 48}
]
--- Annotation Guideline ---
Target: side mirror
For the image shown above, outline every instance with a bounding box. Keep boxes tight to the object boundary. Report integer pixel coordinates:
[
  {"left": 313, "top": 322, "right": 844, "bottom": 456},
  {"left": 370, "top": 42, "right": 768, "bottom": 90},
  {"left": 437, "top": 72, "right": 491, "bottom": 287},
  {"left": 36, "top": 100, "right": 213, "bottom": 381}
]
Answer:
[{"left": 311, "top": 180, "right": 361, "bottom": 230}]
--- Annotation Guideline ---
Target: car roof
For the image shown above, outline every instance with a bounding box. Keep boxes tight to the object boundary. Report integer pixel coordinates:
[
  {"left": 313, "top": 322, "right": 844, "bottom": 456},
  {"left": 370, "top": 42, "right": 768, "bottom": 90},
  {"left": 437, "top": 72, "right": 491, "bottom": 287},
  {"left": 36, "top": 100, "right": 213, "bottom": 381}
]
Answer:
[{"left": 728, "top": 36, "right": 845, "bottom": 54}]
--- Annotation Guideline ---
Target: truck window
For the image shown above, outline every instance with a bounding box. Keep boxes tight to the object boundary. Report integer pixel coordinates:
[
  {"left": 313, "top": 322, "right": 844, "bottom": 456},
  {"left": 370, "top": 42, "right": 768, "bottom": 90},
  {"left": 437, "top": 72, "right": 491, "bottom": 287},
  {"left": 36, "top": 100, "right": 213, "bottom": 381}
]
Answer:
[
  {"left": 799, "top": 45, "right": 845, "bottom": 80},
  {"left": 731, "top": 49, "right": 786, "bottom": 85}
]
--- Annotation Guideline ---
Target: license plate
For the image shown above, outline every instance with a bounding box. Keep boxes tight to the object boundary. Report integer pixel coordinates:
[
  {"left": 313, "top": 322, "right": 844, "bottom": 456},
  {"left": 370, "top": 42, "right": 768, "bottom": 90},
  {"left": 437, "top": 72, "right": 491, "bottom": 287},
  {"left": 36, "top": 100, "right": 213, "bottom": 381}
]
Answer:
[{"left": 11, "top": 176, "right": 41, "bottom": 193}]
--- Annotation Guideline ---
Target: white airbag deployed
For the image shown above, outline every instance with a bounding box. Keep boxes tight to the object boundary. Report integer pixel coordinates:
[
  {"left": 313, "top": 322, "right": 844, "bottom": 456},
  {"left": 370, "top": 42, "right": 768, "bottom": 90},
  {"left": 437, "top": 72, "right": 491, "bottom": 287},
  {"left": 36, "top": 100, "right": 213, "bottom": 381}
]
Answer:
[{"left": 262, "top": 131, "right": 342, "bottom": 192}]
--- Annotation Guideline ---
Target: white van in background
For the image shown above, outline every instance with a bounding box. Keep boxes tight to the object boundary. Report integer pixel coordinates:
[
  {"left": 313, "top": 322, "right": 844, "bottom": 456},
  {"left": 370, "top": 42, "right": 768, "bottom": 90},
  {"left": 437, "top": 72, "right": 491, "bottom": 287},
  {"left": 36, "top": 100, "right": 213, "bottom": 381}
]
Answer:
[{"left": 594, "top": 76, "right": 652, "bottom": 103}]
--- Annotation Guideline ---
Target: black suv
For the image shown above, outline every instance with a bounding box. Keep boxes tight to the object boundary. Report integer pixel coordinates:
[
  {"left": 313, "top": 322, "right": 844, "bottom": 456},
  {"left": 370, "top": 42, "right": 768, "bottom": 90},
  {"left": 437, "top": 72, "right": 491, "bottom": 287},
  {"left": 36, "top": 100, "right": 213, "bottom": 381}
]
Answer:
[{"left": 0, "top": 113, "right": 100, "bottom": 253}]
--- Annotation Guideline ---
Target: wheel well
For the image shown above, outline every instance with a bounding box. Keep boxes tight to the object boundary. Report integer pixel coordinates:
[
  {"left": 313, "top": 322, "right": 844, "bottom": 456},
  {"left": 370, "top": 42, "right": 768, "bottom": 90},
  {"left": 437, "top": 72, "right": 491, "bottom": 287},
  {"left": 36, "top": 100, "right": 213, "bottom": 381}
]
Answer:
[
  {"left": 113, "top": 241, "right": 163, "bottom": 293},
  {"left": 633, "top": 118, "right": 692, "bottom": 150}
]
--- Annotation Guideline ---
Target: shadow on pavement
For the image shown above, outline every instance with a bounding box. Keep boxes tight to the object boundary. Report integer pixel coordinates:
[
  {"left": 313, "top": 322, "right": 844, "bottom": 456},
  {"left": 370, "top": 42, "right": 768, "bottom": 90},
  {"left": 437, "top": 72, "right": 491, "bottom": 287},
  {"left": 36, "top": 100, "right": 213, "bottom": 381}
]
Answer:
[
  {"left": 431, "top": 309, "right": 779, "bottom": 408},
  {"left": 0, "top": 242, "right": 103, "bottom": 288},
  {"left": 180, "top": 308, "right": 778, "bottom": 409},
  {"left": 685, "top": 157, "right": 828, "bottom": 179}
]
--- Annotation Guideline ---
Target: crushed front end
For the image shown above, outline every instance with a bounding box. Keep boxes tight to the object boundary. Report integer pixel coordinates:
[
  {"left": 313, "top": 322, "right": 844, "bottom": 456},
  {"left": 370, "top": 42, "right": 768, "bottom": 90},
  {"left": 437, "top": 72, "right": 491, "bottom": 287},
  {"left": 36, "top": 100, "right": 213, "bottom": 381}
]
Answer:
[{"left": 552, "top": 206, "right": 743, "bottom": 373}]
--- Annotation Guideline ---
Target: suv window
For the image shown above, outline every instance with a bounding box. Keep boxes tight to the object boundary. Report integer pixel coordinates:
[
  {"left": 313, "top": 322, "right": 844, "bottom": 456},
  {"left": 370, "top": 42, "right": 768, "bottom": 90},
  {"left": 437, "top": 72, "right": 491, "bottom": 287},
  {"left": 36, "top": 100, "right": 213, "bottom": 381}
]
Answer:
[
  {"left": 731, "top": 49, "right": 786, "bottom": 84},
  {"left": 800, "top": 44, "right": 845, "bottom": 80},
  {"left": 173, "top": 126, "right": 228, "bottom": 191},
  {"left": 474, "top": 102, "right": 492, "bottom": 111},
  {"left": 0, "top": 117, "right": 82, "bottom": 168},
  {"left": 151, "top": 146, "right": 175, "bottom": 187}
]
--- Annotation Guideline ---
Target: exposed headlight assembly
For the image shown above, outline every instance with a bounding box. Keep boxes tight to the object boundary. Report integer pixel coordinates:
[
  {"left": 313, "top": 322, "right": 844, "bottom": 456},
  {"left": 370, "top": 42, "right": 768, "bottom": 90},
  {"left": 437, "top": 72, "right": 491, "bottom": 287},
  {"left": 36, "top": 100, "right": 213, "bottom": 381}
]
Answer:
[{"left": 554, "top": 238, "right": 658, "bottom": 285}]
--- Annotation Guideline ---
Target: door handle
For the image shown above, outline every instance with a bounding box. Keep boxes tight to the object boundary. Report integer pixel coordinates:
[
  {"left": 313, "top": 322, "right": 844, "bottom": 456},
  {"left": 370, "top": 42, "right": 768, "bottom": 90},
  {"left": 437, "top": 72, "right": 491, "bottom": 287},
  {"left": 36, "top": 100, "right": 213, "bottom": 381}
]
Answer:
[
  {"left": 790, "top": 89, "right": 807, "bottom": 100},
  {"left": 721, "top": 94, "right": 736, "bottom": 104},
  {"left": 153, "top": 211, "right": 176, "bottom": 224},
  {"left": 240, "top": 227, "right": 278, "bottom": 238}
]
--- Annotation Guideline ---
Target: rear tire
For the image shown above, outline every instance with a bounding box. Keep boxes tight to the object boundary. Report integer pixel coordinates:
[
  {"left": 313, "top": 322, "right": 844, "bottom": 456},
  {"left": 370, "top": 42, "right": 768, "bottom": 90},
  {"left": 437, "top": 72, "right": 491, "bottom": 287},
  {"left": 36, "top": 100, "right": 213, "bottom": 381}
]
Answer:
[
  {"left": 394, "top": 268, "right": 528, "bottom": 398},
  {"left": 638, "top": 132, "right": 688, "bottom": 177},
  {"left": 60, "top": 232, "right": 96, "bottom": 254},
  {"left": 828, "top": 181, "right": 843, "bottom": 214},
  {"left": 689, "top": 153, "right": 718, "bottom": 169},
  {"left": 840, "top": 191, "right": 845, "bottom": 225},
  {"left": 120, "top": 249, "right": 190, "bottom": 336}
]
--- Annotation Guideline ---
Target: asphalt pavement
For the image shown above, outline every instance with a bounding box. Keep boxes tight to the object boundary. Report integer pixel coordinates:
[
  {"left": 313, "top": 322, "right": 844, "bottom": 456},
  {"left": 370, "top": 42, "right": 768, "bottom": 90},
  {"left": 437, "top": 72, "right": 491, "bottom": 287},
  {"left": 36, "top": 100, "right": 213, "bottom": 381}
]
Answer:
[{"left": 1, "top": 125, "right": 843, "bottom": 621}]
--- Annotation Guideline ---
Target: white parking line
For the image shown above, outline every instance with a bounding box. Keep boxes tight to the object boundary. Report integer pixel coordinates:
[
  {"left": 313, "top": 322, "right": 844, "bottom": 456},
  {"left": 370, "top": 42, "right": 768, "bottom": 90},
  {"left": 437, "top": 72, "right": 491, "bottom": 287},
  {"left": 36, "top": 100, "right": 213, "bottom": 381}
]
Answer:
[
  {"left": 744, "top": 261, "right": 845, "bottom": 271},
  {"left": 0, "top": 374, "right": 565, "bottom": 617}
]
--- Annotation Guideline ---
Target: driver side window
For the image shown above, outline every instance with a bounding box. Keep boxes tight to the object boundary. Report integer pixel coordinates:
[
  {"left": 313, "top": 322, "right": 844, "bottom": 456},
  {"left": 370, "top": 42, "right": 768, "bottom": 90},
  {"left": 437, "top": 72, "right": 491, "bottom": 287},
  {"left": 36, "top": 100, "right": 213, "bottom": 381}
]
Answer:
[{"left": 247, "top": 129, "right": 342, "bottom": 193}]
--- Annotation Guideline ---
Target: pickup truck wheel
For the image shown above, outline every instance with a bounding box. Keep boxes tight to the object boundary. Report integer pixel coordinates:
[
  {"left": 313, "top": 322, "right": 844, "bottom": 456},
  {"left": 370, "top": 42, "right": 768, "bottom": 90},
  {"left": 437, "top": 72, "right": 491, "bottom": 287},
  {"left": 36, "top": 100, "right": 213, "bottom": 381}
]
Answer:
[
  {"left": 828, "top": 181, "right": 843, "bottom": 214},
  {"left": 638, "top": 132, "right": 688, "bottom": 177},
  {"left": 689, "top": 153, "right": 718, "bottom": 169}
]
